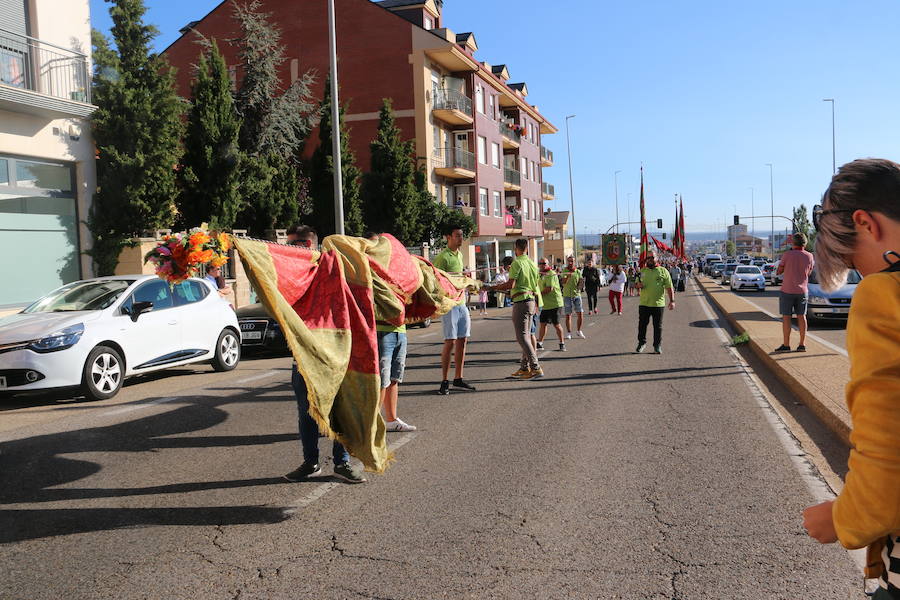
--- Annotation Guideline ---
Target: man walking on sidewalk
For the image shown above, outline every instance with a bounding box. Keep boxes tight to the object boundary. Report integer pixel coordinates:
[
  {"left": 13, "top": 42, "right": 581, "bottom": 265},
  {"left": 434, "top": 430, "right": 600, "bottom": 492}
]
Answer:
[
  {"left": 635, "top": 252, "right": 675, "bottom": 354},
  {"left": 433, "top": 225, "right": 476, "bottom": 395},
  {"left": 489, "top": 238, "right": 544, "bottom": 379},
  {"left": 774, "top": 232, "right": 815, "bottom": 353},
  {"left": 561, "top": 255, "right": 586, "bottom": 339}
]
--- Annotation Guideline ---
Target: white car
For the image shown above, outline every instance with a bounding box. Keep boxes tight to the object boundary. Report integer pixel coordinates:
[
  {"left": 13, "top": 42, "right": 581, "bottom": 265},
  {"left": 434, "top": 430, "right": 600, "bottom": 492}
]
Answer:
[
  {"left": 730, "top": 265, "right": 766, "bottom": 292},
  {"left": 0, "top": 275, "right": 241, "bottom": 400}
]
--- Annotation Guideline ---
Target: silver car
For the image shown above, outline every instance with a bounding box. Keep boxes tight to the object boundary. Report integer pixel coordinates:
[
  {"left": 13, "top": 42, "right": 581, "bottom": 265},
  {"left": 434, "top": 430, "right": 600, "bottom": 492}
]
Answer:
[{"left": 807, "top": 270, "right": 861, "bottom": 322}]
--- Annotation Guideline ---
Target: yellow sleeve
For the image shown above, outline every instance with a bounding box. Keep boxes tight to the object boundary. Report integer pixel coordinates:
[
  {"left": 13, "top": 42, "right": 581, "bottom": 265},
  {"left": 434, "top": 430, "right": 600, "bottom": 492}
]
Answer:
[{"left": 833, "top": 273, "right": 900, "bottom": 549}]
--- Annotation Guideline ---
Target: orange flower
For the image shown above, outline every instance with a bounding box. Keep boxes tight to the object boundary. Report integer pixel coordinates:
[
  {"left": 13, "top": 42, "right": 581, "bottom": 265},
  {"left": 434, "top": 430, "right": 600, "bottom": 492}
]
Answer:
[
  {"left": 190, "top": 232, "right": 211, "bottom": 247},
  {"left": 217, "top": 233, "right": 231, "bottom": 251},
  {"left": 210, "top": 255, "right": 229, "bottom": 268}
]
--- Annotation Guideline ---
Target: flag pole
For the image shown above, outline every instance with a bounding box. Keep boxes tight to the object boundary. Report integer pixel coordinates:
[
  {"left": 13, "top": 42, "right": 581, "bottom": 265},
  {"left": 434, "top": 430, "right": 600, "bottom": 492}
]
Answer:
[{"left": 328, "top": 0, "right": 344, "bottom": 235}]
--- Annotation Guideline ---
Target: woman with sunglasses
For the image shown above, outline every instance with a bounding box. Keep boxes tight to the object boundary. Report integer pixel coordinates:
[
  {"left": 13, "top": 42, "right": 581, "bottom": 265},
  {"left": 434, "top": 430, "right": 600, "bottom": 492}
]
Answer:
[{"left": 802, "top": 159, "right": 900, "bottom": 598}]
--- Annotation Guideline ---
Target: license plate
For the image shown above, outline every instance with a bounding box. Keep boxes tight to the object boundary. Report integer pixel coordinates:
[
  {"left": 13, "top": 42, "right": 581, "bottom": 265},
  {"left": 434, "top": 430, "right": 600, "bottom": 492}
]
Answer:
[
  {"left": 0, "top": 376, "right": 6, "bottom": 389},
  {"left": 242, "top": 331, "right": 263, "bottom": 340},
  {"left": 834, "top": 307, "right": 849, "bottom": 314}
]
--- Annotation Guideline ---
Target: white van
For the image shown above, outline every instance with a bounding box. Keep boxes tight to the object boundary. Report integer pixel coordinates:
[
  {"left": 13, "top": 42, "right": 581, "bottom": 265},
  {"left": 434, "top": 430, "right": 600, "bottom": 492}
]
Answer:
[{"left": 704, "top": 253, "right": 723, "bottom": 263}]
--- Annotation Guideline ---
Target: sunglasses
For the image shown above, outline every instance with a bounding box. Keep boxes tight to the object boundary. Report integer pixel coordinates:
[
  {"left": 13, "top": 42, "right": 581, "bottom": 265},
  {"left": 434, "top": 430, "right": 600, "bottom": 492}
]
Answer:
[{"left": 812, "top": 204, "right": 854, "bottom": 231}]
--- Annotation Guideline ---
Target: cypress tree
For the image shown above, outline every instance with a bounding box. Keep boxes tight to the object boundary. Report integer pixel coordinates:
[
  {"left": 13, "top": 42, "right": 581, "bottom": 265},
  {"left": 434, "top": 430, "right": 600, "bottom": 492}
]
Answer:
[
  {"left": 87, "top": 0, "right": 184, "bottom": 275},
  {"left": 177, "top": 39, "right": 242, "bottom": 230},
  {"left": 363, "top": 99, "right": 419, "bottom": 243},
  {"left": 309, "top": 74, "right": 364, "bottom": 237}
]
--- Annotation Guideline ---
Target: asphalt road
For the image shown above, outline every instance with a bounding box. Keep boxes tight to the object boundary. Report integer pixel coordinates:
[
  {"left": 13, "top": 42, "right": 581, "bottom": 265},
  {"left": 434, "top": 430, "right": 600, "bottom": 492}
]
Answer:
[
  {"left": 704, "top": 279, "right": 848, "bottom": 350},
  {"left": 0, "top": 281, "right": 860, "bottom": 599}
]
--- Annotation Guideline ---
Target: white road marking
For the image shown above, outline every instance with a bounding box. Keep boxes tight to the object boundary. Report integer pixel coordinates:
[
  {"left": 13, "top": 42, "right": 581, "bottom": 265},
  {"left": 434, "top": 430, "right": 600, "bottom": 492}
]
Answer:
[
  {"left": 283, "top": 432, "right": 420, "bottom": 516},
  {"left": 737, "top": 296, "right": 849, "bottom": 357},
  {"left": 103, "top": 396, "right": 180, "bottom": 417},
  {"left": 234, "top": 370, "right": 279, "bottom": 385},
  {"left": 417, "top": 332, "right": 438, "bottom": 339},
  {"left": 692, "top": 280, "right": 867, "bottom": 575}
]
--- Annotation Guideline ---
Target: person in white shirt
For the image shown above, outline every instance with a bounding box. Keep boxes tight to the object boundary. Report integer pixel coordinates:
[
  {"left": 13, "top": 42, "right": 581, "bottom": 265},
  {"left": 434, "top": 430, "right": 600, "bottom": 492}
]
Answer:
[{"left": 608, "top": 264, "right": 627, "bottom": 314}]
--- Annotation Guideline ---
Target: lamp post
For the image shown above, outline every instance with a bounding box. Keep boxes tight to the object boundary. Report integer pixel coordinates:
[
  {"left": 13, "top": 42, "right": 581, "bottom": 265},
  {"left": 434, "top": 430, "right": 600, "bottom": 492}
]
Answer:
[
  {"left": 614, "top": 170, "right": 621, "bottom": 234},
  {"left": 766, "top": 163, "right": 775, "bottom": 261},
  {"left": 823, "top": 98, "right": 836, "bottom": 174},
  {"left": 749, "top": 187, "right": 754, "bottom": 245},
  {"left": 565, "top": 115, "right": 577, "bottom": 248},
  {"left": 328, "top": 0, "right": 344, "bottom": 234}
]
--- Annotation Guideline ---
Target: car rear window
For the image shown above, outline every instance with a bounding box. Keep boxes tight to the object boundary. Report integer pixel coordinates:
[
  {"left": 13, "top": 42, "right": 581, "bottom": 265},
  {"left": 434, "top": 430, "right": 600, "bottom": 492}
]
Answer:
[{"left": 736, "top": 267, "right": 760, "bottom": 274}]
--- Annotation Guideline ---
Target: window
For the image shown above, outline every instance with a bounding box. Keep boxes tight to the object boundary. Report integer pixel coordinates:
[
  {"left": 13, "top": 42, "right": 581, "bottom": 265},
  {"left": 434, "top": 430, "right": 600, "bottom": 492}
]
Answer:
[
  {"left": 433, "top": 125, "right": 441, "bottom": 149},
  {"left": 523, "top": 197, "right": 530, "bottom": 220},
  {"left": 491, "top": 143, "right": 500, "bottom": 168},
  {"left": 520, "top": 157, "right": 527, "bottom": 180},
  {"left": 493, "top": 191, "right": 502, "bottom": 217},
  {"left": 528, "top": 161, "right": 534, "bottom": 182},
  {"left": 477, "top": 136, "right": 487, "bottom": 164},
  {"left": 0, "top": 159, "right": 7, "bottom": 185},
  {"left": 479, "top": 187, "right": 488, "bottom": 216},
  {"left": 475, "top": 85, "right": 484, "bottom": 114},
  {"left": 173, "top": 280, "right": 209, "bottom": 306},
  {"left": 424, "top": 16, "right": 433, "bottom": 30},
  {"left": 127, "top": 280, "right": 174, "bottom": 311},
  {"left": 488, "top": 94, "right": 496, "bottom": 120},
  {"left": 16, "top": 160, "right": 72, "bottom": 191}
]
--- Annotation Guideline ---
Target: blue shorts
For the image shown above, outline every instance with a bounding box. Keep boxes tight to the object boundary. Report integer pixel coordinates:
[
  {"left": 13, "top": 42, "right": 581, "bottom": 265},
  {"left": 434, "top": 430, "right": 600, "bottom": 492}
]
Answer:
[
  {"left": 442, "top": 304, "right": 471, "bottom": 340},
  {"left": 531, "top": 311, "right": 539, "bottom": 335},
  {"left": 377, "top": 331, "right": 407, "bottom": 387},
  {"left": 563, "top": 295, "right": 583, "bottom": 315},
  {"left": 779, "top": 292, "right": 808, "bottom": 316}
]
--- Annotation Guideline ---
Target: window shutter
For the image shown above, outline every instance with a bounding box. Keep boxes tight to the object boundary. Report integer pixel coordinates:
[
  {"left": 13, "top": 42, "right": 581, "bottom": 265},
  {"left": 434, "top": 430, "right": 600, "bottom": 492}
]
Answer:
[{"left": 0, "top": 0, "right": 28, "bottom": 35}]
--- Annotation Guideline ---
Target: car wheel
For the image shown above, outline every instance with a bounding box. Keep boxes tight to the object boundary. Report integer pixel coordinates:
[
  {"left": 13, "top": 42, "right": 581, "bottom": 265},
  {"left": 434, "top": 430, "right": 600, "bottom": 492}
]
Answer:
[
  {"left": 82, "top": 345, "right": 124, "bottom": 400},
  {"left": 419, "top": 318, "right": 432, "bottom": 329},
  {"left": 212, "top": 329, "right": 241, "bottom": 372}
]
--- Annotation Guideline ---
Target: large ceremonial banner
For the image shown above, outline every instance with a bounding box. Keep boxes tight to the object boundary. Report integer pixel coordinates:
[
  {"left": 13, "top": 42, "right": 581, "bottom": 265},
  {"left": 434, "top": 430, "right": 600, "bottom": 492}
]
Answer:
[
  {"left": 601, "top": 234, "right": 627, "bottom": 265},
  {"left": 231, "top": 234, "right": 473, "bottom": 473}
]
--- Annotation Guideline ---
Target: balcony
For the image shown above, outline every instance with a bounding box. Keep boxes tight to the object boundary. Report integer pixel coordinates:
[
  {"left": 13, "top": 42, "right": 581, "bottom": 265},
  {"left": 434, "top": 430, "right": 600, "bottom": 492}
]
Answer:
[
  {"left": 541, "top": 145, "right": 554, "bottom": 167},
  {"left": 503, "top": 167, "right": 521, "bottom": 191},
  {"left": 0, "top": 28, "right": 94, "bottom": 118},
  {"left": 432, "top": 88, "right": 473, "bottom": 125},
  {"left": 432, "top": 147, "right": 476, "bottom": 179},
  {"left": 453, "top": 203, "right": 475, "bottom": 218},
  {"left": 542, "top": 181, "right": 555, "bottom": 200},
  {"left": 504, "top": 212, "right": 522, "bottom": 233},
  {"left": 500, "top": 122, "right": 521, "bottom": 149}
]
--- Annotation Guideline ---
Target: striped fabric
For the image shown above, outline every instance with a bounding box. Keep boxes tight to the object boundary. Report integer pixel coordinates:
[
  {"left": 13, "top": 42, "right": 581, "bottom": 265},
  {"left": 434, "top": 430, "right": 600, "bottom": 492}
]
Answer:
[
  {"left": 232, "top": 234, "right": 475, "bottom": 473},
  {"left": 880, "top": 535, "right": 900, "bottom": 597}
]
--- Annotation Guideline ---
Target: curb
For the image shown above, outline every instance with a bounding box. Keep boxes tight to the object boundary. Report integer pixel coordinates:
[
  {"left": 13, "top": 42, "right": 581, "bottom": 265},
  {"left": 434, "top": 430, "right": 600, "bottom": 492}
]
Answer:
[{"left": 694, "top": 277, "right": 851, "bottom": 446}]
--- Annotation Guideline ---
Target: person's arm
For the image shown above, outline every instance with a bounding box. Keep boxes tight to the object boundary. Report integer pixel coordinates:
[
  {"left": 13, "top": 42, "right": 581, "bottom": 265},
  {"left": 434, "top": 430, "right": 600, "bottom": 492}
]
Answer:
[
  {"left": 491, "top": 277, "right": 516, "bottom": 292},
  {"left": 776, "top": 256, "right": 786, "bottom": 275}
]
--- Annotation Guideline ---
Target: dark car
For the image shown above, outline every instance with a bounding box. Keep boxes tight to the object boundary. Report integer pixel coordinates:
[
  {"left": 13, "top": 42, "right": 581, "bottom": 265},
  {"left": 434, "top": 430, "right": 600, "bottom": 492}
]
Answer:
[
  {"left": 708, "top": 262, "right": 725, "bottom": 277},
  {"left": 720, "top": 263, "right": 738, "bottom": 284}
]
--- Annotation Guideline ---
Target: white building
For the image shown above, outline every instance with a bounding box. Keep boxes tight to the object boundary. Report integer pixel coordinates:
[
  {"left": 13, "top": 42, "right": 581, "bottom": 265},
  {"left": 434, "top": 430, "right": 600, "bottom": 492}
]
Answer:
[{"left": 0, "top": 0, "right": 96, "bottom": 310}]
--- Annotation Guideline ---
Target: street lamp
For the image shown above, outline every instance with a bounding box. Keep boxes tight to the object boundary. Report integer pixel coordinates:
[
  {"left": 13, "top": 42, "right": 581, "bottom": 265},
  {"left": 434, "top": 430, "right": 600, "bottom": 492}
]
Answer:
[
  {"left": 766, "top": 163, "right": 775, "bottom": 261},
  {"left": 614, "top": 170, "right": 621, "bottom": 233},
  {"left": 749, "top": 187, "right": 754, "bottom": 242},
  {"left": 823, "top": 98, "right": 836, "bottom": 174},
  {"left": 328, "top": 0, "right": 344, "bottom": 234},
  {"left": 565, "top": 115, "right": 577, "bottom": 247}
]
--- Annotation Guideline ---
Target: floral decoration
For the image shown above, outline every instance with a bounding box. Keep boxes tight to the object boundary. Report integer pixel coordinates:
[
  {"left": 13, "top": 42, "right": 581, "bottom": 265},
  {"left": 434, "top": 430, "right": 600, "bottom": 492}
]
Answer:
[{"left": 144, "top": 226, "right": 231, "bottom": 286}]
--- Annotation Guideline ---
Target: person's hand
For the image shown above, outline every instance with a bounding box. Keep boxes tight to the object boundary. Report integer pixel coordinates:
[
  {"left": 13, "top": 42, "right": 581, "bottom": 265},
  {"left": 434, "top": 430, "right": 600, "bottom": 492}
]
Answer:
[
  {"left": 802, "top": 500, "right": 837, "bottom": 543},
  {"left": 668, "top": 300, "right": 675, "bottom": 311}
]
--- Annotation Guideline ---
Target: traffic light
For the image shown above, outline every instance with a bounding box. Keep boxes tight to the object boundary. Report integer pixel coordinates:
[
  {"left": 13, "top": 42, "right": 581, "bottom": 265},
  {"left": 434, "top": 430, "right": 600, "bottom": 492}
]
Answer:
[
  {"left": 662, "top": 232, "right": 667, "bottom": 239},
  {"left": 656, "top": 218, "right": 663, "bottom": 229},
  {"left": 734, "top": 215, "right": 740, "bottom": 225}
]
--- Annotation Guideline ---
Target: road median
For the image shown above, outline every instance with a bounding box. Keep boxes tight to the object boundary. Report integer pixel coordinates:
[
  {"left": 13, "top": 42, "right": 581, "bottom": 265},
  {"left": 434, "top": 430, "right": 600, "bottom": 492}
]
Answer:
[{"left": 695, "top": 276, "right": 851, "bottom": 445}]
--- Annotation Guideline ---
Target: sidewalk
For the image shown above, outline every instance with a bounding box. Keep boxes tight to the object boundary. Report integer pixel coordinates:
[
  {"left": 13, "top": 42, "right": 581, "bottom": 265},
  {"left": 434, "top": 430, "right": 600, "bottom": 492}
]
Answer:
[{"left": 695, "top": 276, "right": 852, "bottom": 445}]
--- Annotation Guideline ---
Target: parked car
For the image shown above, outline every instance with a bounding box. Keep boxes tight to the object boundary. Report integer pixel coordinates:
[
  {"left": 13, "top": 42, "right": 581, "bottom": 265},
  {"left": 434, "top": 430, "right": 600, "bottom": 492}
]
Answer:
[
  {"left": 807, "top": 269, "right": 861, "bottom": 322},
  {"left": 720, "top": 263, "right": 738, "bottom": 284},
  {"left": 708, "top": 262, "right": 725, "bottom": 277},
  {"left": 772, "top": 260, "right": 783, "bottom": 286},
  {"left": 0, "top": 276, "right": 240, "bottom": 400},
  {"left": 730, "top": 265, "right": 766, "bottom": 292},
  {"left": 752, "top": 259, "right": 767, "bottom": 268},
  {"left": 762, "top": 263, "right": 777, "bottom": 283}
]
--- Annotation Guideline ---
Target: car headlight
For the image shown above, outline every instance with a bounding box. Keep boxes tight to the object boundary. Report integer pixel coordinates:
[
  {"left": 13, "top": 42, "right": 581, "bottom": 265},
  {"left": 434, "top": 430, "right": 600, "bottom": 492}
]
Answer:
[
  {"left": 29, "top": 323, "right": 84, "bottom": 353},
  {"left": 808, "top": 295, "right": 828, "bottom": 305}
]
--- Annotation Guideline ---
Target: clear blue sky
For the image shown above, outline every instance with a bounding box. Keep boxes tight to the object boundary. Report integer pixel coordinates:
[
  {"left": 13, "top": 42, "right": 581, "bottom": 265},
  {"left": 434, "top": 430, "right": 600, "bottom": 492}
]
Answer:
[{"left": 89, "top": 0, "right": 900, "bottom": 235}]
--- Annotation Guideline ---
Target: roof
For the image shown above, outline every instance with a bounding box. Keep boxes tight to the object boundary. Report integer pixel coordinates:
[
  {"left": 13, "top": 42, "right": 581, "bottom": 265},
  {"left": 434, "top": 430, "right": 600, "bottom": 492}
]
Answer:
[
  {"left": 375, "top": 0, "right": 431, "bottom": 8},
  {"left": 544, "top": 211, "right": 570, "bottom": 227}
]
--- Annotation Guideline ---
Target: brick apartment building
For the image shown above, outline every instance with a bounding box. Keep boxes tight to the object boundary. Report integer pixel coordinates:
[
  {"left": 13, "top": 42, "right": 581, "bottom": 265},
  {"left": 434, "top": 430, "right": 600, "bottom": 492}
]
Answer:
[{"left": 163, "top": 0, "right": 558, "bottom": 275}]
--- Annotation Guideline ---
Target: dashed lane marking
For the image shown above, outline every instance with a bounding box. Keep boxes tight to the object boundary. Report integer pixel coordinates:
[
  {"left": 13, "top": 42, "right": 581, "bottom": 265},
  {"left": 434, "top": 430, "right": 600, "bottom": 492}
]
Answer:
[{"left": 234, "top": 370, "right": 280, "bottom": 385}]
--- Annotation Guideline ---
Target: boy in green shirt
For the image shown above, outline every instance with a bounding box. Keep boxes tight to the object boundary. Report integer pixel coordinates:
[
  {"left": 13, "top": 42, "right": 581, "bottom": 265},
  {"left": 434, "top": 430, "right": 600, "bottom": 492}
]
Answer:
[
  {"left": 536, "top": 258, "right": 566, "bottom": 352},
  {"left": 561, "top": 255, "right": 586, "bottom": 339},
  {"left": 432, "top": 226, "right": 476, "bottom": 395}
]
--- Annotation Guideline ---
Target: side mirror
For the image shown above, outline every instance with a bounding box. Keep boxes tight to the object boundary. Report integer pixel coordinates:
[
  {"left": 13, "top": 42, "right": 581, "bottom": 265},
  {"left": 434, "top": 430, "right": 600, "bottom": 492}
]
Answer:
[{"left": 129, "top": 301, "right": 154, "bottom": 322}]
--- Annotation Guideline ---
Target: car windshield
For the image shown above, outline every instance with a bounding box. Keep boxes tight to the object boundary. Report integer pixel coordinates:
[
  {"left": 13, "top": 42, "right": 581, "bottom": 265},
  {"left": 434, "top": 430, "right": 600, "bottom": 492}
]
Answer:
[
  {"left": 736, "top": 267, "right": 760, "bottom": 274},
  {"left": 22, "top": 280, "right": 135, "bottom": 313},
  {"left": 808, "top": 270, "right": 862, "bottom": 285}
]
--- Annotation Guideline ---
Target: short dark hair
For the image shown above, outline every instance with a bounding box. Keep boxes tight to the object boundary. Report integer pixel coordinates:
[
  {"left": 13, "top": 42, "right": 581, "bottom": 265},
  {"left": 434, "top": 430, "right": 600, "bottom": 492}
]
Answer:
[
  {"left": 792, "top": 232, "right": 808, "bottom": 247},
  {"left": 501, "top": 256, "right": 514, "bottom": 267},
  {"left": 443, "top": 224, "right": 463, "bottom": 237},
  {"left": 287, "top": 224, "right": 316, "bottom": 239},
  {"left": 515, "top": 238, "right": 528, "bottom": 251},
  {"left": 363, "top": 231, "right": 381, "bottom": 240}
]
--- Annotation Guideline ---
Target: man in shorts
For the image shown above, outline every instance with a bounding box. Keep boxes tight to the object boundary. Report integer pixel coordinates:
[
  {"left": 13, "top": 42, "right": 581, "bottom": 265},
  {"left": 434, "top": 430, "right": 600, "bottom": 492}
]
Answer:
[
  {"left": 536, "top": 257, "right": 566, "bottom": 351},
  {"left": 432, "top": 225, "right": 476, "bottom": 395},
  {"left": 774, "top": 232, "right": 815, "bottom": 353},
  {"left": 561, "top": 255, "right": 586, "bottom": 339}
]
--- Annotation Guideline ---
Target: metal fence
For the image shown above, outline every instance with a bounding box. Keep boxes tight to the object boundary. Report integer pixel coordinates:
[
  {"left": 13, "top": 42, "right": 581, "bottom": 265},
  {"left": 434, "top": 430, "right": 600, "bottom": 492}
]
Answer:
[
  {"left": 542, "top": 181, "right": 555, "bottom": 197},
  {"left": 433, "top": 88, "right": 472, "bottom": 115},
  {"left": 541, "top": 145, "right": 554, "bottom": 163},
  {"left": 504, "top": 167, "right": 521, "bottom": 187},
  {"left": 0, "top": 27, "right": 90, "bottom": 103},
  {"left": 433, "top": 146, "right": 476, "bottom": 172},
  {"left": 500, "top": 122, "right": 521, "bottom": 142}
]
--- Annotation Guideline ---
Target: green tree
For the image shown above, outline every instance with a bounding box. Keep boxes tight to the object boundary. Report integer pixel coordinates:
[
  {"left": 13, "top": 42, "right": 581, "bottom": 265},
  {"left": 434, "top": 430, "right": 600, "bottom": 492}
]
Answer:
[
  {"left": 363, "top": 99, "right": 420, "bottom": 243},
  {"left": 413, "top": 167, "right": 474, "bottom": 248},
  {"left": 725, "top": 240, "right": 736, "bottom": 256},
  {"left": 792, "top": 204, "right": 816, "bottom": 250},
  {"left": 231, "top": 0, "right": 317, "bottom": 235},
  {"left": 309, "top": 74, "right": 364, "bottom": 237},
  {"left": 177, "top": 39, "right": 242, "bottom": 230},
  {"left": 87, "top": 0, "right": 185, "bottom": 275}
]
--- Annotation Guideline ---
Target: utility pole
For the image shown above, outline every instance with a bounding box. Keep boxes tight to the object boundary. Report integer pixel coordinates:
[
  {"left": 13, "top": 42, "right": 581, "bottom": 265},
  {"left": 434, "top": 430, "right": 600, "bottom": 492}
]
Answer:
[
  {"left": 614, "top": 170, "right": 621, "bottom": 234},
  {"left": 328, "top": 0, "right": 344, "bottom": 234},
  {"left": 565, "top": 115, "right": 577, "bottom": 248},
  {"left": 766, "top": 163, "right": 775, "bottom": 262}
]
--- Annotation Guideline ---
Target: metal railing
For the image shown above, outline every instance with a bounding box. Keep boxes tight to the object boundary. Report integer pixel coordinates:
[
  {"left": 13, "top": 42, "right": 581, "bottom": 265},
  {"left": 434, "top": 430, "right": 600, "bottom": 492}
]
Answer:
[
  {"left": 541, "top": 145, "right": 553, "bottom": 162},
  {"left": 542, "top": 181, "right": 555, "bottom": 197},
  {"left": 505, "top": 212, "right": 523, "bottom": 229},
  {"left": 0, "top": 27, "right": 91, "bottom": 103},
  {"left": 500, "top": 122, "right": 521, "bottom": 142},
  {"left": 433, "top": 146, "right": 476, "bottom": 172},
  {"left": 504, "top": 167, "right": 521, "bottom": 187},
  {"left": 432, "top": 88, "right": 472, "bottom": 115}
]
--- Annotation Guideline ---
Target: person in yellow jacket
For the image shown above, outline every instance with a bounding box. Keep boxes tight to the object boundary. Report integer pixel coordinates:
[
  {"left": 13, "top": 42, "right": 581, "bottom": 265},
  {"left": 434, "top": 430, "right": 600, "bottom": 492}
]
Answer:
[{"left": 803, "top": 158, "right": 900, "bottom": 598}]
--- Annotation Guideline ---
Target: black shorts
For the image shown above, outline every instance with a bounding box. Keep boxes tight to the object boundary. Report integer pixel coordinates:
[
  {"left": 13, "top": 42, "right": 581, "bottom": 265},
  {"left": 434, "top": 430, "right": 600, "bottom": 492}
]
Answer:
[{"left": 539, "top": 307, "right": 560, "bottom": 325}]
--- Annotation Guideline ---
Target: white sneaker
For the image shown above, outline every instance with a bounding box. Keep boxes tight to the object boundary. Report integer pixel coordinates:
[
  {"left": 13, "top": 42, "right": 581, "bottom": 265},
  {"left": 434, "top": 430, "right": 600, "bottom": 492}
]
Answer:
[
  {"left": 565, "top": 333, "right": 572, "bottom": 339},
  {"left": 576, "top": 330, "right": 586, "bottom": 339},
  {"left": 385, "top": 419, "right": 417, "bottom": 432}
]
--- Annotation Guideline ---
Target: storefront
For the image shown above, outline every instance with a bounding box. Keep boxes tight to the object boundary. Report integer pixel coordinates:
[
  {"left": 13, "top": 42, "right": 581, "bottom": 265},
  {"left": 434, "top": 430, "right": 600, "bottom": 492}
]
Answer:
[{"left": 0, "top": 154, "right": 80, "bottom": 306}]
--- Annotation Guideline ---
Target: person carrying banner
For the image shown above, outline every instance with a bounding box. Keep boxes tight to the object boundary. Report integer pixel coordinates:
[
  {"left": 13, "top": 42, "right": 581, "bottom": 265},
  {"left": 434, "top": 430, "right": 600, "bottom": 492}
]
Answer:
[{"left": 433, "top": 225, "right": 476, "bottom": 395}]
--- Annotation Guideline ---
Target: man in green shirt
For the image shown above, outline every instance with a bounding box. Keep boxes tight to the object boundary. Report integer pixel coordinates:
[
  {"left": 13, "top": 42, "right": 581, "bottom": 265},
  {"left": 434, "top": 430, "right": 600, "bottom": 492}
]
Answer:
[
  {"left": 561, "top": 255, "right": 586, "bottom": 339},
  {"left": 432, "top": 225, "right": 476, "bottom": 396},
  {"left": 635, "top": 251, "right": 675, "bottom": 354},
  {"left": 536, "top": 258, "right": 566, "bottom": 352},
  {"left": 489, "top": 238, "right": 544, "bottom": 379}
]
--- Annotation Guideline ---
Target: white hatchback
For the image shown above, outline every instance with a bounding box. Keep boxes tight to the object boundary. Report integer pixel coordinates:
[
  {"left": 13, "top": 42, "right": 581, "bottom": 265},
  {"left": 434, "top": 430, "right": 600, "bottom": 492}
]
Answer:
[
  {"left": 730, "top": 265, "right": 766, "bottom": 292},
  {"left": 0, "top": 275, "right": 241, "bottom": 400}
]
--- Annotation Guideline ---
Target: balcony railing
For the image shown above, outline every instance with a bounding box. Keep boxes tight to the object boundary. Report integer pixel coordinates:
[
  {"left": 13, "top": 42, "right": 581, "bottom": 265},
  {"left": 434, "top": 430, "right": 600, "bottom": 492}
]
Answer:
[
  {"left": 504, "top": 167, "right": 521, "bottom": 187},
  {"left": 433, "top": 88, "right": 472, "bottom": 115},
  {"left": 504, "top": 212, "right": 523, "bottom": 229},
  {"left": 0, "top": 27, "right": 91, "bottom": 103},
  {"left": 500, "top": 122, "right": 521, "bottom": 142},
  {"left": 542, "top": 181, "right": 555, "bottom": 197},
  {"left": 541, "top": 145, "right": 554, "bottom": 163},
  {"left": 433, "top": 146, "right": 476, "bottom": 172}
]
